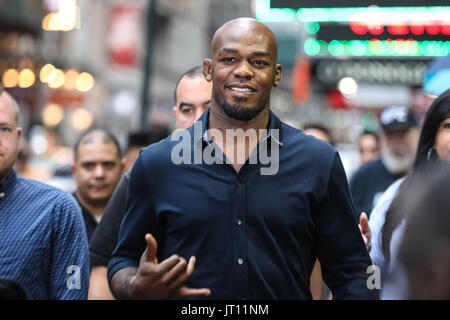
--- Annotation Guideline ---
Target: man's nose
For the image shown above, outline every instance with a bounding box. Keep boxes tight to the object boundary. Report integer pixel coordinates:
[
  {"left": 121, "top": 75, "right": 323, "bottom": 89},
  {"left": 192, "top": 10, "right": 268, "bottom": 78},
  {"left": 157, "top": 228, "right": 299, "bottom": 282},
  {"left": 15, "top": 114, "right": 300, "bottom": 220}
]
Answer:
[
  {"left": 233, "top": 60, "right": 254, "bottom": 79},
  {"left": 94, "top": 165, "right": 105, "bottom": 177},
  {"left": 194, "top": 109, "right": 204, "bottom": 121}
]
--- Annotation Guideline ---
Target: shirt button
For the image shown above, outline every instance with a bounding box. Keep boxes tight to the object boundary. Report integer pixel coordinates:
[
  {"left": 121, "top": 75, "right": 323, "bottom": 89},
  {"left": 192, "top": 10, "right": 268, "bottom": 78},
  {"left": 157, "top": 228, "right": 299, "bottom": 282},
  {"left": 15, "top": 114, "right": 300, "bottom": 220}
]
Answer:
[
  {"left": 237, "top": 258, "right": 244, "bottom": 265},
  {"left": 235, "top": 181, "right": 240, "bottom": 187},
  {"left": 236, "top": 219, "right": 242, "bottom": 226},
  {"left": 0, "top": 192, "right": 5, "bottom": 198}
]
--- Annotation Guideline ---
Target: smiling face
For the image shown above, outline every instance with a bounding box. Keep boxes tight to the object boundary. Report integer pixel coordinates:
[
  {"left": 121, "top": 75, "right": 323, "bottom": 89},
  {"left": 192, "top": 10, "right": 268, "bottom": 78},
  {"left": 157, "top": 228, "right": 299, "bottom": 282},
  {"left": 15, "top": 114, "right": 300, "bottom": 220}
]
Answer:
[{"left": 203, "top": 18, "right": 282, "bottom": 122}]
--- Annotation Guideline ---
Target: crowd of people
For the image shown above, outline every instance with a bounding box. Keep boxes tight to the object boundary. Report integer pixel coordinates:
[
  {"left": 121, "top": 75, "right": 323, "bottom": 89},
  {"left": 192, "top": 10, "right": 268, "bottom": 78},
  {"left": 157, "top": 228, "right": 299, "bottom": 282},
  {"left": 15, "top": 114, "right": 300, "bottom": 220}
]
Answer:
[{"left": 0, "top": 18, "right": 448, "bottom": 300}]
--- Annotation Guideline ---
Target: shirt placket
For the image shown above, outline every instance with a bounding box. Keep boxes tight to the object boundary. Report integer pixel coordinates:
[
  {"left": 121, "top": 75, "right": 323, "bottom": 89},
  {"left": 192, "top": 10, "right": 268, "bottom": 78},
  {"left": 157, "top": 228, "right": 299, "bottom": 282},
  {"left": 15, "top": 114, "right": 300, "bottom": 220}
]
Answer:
[{"left": 231, "top": 167, "right": 249, "bottom": 300}]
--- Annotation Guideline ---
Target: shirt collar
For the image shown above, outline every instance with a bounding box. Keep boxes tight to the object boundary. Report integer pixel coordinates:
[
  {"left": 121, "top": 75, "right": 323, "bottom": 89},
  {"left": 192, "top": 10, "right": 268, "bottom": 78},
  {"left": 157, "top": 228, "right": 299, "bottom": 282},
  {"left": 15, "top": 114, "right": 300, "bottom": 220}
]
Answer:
[
  {"left": 0, "top": 169, "right": 17, "bottom": 197},
  {"left": 194, "top": 107, "right": 284, "bottom": 147}
]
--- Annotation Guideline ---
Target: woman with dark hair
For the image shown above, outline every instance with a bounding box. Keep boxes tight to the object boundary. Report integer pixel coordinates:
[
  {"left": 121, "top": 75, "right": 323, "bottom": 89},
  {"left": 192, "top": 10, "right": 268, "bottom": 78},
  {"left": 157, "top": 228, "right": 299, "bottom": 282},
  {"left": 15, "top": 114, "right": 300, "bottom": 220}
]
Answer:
[{"left": 369, "top": 88, "right": 450, "bottom": 299}]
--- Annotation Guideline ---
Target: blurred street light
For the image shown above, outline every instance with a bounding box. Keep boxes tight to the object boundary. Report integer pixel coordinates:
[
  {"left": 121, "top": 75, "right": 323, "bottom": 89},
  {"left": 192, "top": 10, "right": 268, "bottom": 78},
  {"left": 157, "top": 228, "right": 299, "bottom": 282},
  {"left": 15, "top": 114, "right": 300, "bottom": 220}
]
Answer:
[
  {"left": 2, "top": 69, "right": 19, "bottom": 88},
  {"left": 40, "top": 64, "right": 56, "bottom": 83},
  {"left": 18, "top": 68, "right": 36, "bottom": 88},
  {"left": 63, "top": 69, "right": 79, "bottom": 91},
  {"left": 71, "top": 108, "right": 93, "bottom": 130},
  {"left": 338, "top": 77, "right": 358, "bottom": 98},
  {"left": 42, "top": 0, "right": 78, "bottom": 32},
  {"left": 76, "top": 72, "right": 94, "bottom": 92},
  {"left": 42, "top": 103, "right": 64, "bottom": 127},
  {"left": 48, "top": 68, "right": 65, "bottom": 88}
]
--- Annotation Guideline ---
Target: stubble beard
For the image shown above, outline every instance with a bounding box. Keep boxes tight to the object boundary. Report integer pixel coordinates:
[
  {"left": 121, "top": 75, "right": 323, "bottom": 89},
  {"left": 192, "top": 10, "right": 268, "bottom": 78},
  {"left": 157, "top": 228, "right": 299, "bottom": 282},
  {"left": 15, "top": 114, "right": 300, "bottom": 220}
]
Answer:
[{"left": 220, "top": 96, "right": 267, "bottom": 122}]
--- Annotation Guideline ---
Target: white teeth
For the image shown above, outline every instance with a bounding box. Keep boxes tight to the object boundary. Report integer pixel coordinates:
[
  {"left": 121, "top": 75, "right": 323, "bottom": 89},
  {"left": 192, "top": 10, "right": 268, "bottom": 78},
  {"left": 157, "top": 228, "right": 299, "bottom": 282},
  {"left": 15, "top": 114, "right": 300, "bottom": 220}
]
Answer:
[{"left": 230, "top": 87, "right": 255, "bottom": 92}]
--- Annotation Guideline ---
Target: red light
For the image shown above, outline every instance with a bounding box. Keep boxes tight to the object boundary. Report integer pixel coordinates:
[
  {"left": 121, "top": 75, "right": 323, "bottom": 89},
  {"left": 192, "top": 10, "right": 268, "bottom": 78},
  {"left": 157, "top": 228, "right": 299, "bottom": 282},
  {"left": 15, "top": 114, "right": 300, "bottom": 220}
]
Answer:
[
  {"left": 387, "top": 23, "right": 409, "bottom": 35},
  {"left": 350, "top": 21, "right": 368, "bottom": 35},
  {"left": 426, "top": 24, "right": 440, "bottom": 35},
  {"left": 409, "top": 24, "right": 425, "bottom": 35},
  {"left": 368, "top": 24, "right": 384, "bottom": 35},
  {"left": 441, "top": 23, "right": 450, "bottom": 35}
]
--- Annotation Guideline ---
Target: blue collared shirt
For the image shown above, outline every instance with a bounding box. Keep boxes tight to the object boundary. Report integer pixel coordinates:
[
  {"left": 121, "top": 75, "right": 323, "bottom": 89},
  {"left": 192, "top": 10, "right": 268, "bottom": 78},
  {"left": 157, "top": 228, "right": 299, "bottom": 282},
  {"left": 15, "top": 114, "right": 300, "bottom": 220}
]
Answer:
[
  {"left": 108, "top": 109, "right": 377, "bottom": 299},
  {"left": 0, "top": 170, "right": 89, "bottom": 299}
]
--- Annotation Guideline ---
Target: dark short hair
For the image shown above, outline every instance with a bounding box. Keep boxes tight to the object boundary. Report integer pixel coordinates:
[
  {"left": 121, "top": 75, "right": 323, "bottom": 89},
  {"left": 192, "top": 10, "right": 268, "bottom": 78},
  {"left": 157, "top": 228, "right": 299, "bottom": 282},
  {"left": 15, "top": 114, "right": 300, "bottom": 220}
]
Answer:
[
  {"left": 359, "top": 130, "right": 380, "bottom": 144},
  {"left": 173, "top": 65, "right": 204, "bottom": 105},
  {"left": 74, "top": 129, "right": 123, "bottom": 162},
  {"left": 302, "top": 122, "right": 334, "bottom": 145}
]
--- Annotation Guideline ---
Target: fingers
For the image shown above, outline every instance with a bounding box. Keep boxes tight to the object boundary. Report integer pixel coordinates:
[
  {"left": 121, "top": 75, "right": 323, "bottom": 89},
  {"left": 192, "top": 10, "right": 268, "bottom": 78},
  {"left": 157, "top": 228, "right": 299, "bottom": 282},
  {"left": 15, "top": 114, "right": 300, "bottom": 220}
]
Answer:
[
  {"left": 359, "top": 212, "right": 370, "bottom": 233},
  {"left": 165, "top": 257, "right": 195, "bottom": 292},
  {"left": 176, "top": 286, "right": 211, "bottom": 298},
  {"left": 143, "top": 233, "right": 158, "bottom": 264}
]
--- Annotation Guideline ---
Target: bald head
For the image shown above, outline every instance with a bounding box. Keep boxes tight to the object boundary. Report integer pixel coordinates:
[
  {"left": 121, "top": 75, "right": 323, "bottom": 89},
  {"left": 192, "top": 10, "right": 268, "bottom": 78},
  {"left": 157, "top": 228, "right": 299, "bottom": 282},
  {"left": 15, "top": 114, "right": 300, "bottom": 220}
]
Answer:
[
  {"left": 0, "top": 88, "right": 20, "bottom": 126},
  {"left": 210, "top": 18, "right": 278, "bottom": 62}
]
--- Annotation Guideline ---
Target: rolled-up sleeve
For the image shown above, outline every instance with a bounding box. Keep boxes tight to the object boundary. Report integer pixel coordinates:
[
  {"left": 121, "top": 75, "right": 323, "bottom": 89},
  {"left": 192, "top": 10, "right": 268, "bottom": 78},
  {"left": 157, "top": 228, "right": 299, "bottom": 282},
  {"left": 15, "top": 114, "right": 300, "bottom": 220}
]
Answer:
[{"left": 107, "top": 154, "right": 158, "bottom": 283}]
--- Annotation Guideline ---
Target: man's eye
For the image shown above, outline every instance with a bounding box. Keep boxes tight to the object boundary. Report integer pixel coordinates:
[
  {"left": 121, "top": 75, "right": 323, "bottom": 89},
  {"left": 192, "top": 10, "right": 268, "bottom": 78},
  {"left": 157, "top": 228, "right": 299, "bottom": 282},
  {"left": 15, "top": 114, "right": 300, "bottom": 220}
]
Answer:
[
  {"left": 253, "top": 60, "right": 268, "bottom": 66},
  {"left": 443, "top": 123, "right": 450, "bottom": 129},
  {"left": 222, "top": 57, "right": 235, "bottom": 63},
  {"left": 0, "top": 128, "right": 11, "bottom": 133},
  {"left": 82, "top": 163, "right": 95, "bottom": 170},
  {"left": 182, "top": 108, "right": 193, "bottom": 114}
]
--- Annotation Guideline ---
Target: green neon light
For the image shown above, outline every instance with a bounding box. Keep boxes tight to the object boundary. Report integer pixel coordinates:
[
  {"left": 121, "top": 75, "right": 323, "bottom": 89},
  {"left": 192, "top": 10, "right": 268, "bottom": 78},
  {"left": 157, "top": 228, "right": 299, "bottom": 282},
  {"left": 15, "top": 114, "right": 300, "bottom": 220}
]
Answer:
[
  {"left": 304, "top": 38, "right": 450, "bottom": 57},
  {"left": 304, "top": 22, "right": 320, "bottom": 34},
  {"left": 255, "top": 0, "right": 450, "bottom": 22}
]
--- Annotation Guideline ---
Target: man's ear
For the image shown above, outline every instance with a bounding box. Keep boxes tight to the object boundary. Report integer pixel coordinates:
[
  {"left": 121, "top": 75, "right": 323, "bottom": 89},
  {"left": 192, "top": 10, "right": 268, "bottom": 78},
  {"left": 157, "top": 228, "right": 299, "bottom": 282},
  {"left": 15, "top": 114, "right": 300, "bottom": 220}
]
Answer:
[
  {"left": 71, "top": 163, "right": 76, "bottom": 176},
  {"left": 273, "top": 64, "right": 282, "bottom": 87},
  {"left": 203, "top": 59, "right": 212, "bottom": 82}
]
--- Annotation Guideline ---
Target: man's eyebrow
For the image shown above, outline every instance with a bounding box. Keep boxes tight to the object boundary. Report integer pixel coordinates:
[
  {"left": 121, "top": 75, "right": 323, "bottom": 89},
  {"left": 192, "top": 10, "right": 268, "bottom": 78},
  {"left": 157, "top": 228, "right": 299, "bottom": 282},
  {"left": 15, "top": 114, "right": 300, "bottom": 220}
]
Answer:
[
  {"left": 220, "top": 48, "right": 239, "bottom": 54},
  {"left": 220, "top": 48, "right": 272, "bottom": 58},
  {"left": 202, "top": 100, "right": 211, "bottom": 105},
  {"left": 252, "top": 51, "right": 272, "bottom": 58}
]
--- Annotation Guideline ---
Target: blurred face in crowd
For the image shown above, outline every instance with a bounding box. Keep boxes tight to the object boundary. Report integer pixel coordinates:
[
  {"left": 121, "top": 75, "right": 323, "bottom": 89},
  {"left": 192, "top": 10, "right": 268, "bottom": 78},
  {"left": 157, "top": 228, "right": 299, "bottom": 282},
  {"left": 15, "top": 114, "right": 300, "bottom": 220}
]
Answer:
[
  {"left": 359, "top": 134, "right": 380, "bottom": 164},
  {"left": 72, "top": 135, "right": 124, "bottom": 208},
  {"left": 381, "top": 128, "right": 419, "bottom": 174},
  {"left": 203, "top": 18, "right": 282, "bottom": 122},
  {"left": 173, "top": 75, "right": 212, "bottom": 130},
  {"left": 434, "top": 117, "right": 450, "bottom": 164},
  {"left": 0, "top": 92, "right": 21, "bottom": 182},
  {"left": 303, "top": 128, "right": 331, "bottom": 144}
]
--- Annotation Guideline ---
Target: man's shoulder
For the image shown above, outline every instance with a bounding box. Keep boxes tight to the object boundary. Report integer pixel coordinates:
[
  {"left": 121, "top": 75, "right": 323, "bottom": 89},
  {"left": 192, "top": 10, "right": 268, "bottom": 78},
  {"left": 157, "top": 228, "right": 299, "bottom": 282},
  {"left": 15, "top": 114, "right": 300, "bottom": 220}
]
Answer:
[{"left": 15, "top": 176, "right": 79, "bottom": 207}]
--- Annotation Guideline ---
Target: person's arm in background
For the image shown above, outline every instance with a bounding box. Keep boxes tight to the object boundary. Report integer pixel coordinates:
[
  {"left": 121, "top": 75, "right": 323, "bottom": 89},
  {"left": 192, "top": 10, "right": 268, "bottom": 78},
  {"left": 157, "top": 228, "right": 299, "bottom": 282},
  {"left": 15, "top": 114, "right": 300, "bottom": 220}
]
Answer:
[
  {"left": 316, "top": 153, "right": 379, "bottom": 299},
  {"left": 88, "top": 171, "right": 130, "bottom": 300},
  {"left": 50, "top": 192, "right": 90, "bottom": 300}
]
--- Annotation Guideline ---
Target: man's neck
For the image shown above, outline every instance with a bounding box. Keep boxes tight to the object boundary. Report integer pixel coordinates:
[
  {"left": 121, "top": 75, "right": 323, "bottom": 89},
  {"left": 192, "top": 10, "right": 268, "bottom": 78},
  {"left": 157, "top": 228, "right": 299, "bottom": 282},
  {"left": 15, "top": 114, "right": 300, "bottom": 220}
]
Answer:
[
  {"left": 208, "top": 104, "right": 271, "bottom": 173},
  {"left": 208, "top": 104, "right": 270, "bottom": 133},
  {"left": 0, "top": 169, "right": 12, "bottom": 184},
  {"left": 75, "top": 191, "right": 105, "bottom": 218}
]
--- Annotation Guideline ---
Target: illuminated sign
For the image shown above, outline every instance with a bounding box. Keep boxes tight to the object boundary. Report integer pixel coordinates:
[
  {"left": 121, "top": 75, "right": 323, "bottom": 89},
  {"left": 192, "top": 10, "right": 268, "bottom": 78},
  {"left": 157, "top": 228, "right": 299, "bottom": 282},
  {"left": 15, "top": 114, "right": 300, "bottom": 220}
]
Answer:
[
  {"left": 312, "top": 59, "right": 429, "bottom": 85},
  {"left": 255, "top": 0, "right": 450, "bottom": 22},
  {"left": 270, "top": 1, "right": 450, "bottom": 8},
  {"left": 316, "top": 23, "right": 450, "bottom": 41},
  {"left": 304, "top": 38, "right": 449, "bottom": 57}
]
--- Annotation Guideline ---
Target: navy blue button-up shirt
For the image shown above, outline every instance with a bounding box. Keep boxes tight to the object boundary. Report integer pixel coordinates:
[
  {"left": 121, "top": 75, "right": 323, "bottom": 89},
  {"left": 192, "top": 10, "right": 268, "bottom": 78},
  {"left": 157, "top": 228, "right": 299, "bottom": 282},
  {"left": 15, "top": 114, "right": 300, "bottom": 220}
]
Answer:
[{"left": 108, "top": 109, "right": 377, "bottom": 300}]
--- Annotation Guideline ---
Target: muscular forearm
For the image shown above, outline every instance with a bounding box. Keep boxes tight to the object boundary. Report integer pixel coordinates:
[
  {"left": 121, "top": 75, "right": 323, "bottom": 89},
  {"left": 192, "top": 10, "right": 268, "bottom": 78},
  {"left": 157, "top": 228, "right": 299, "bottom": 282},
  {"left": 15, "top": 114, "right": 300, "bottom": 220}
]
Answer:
[{"left": 110, "top": 267, "right": 139, "bottom": 299}]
